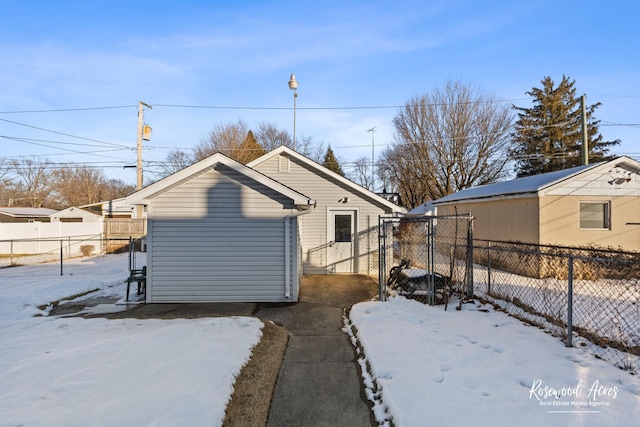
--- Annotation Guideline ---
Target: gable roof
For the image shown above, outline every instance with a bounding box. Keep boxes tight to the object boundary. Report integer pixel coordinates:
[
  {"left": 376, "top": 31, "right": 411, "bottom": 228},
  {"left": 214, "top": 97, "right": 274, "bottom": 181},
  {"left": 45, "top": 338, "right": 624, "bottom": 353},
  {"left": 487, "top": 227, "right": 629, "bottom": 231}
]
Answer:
[
  {"left": 248, "top": 146, "right": 405, "bottom": 212},
  {"left": 0, "top": 207, "right": 58, "bottom": 218},
  {"left": 433, "top": 156, "right": 640, "bottom": 204},
  {"left": 126, "top": 152, "right": 315, "bottom": 207}
]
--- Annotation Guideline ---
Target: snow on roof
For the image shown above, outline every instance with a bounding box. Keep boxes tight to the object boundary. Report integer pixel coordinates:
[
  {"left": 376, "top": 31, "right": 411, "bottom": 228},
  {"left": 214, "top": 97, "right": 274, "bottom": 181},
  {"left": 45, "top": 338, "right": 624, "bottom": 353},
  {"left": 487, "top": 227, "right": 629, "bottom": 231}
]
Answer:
[
  {"left": 0, "top": 207, "right": 58, "bottom": 217},
  {"left": 433, "top": 163, "right": 600, "bottom": 204},
  {"left": 407, "top": 201, "right": 436, "bottom": 215}
]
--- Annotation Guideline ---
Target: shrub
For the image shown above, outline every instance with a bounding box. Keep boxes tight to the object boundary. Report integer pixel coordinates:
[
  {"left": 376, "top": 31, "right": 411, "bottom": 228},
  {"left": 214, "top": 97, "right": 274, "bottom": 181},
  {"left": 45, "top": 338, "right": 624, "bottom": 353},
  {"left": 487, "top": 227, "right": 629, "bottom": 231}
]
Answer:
[{"left": 80, "top": 245, "right": 95, "bottom": 257}]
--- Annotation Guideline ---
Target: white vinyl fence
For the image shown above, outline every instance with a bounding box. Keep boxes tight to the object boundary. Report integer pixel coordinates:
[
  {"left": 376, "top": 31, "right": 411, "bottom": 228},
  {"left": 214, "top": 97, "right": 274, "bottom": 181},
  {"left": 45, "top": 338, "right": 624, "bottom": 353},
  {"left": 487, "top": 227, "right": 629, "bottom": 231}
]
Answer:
[{"left": 0, "top": 222, "right": 103, "bottom": 242}]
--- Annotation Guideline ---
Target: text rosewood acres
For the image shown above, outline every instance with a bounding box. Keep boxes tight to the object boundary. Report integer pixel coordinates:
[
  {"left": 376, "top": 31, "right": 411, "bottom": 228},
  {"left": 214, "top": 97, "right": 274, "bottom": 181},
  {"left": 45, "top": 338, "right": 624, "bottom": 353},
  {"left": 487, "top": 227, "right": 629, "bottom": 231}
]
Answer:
[{"left": 529, "top": 379, "right": 619, "bottom": 407}]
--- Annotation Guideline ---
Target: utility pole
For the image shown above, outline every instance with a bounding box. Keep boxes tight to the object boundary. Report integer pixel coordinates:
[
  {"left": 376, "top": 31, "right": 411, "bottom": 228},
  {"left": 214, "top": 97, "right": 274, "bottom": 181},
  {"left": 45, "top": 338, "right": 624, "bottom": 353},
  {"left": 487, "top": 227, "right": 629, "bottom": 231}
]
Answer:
[
  {"left": 136, "top": 101, "right": 152, "bottom": 219},
  {"left": 580, "top": 94, "right": 588, "bottom": 165},
  {"left": 137, "top": 101, "right": 152, "bottom": 190},
  {"left": 367, "top": 127, "right": 376, "bottom": 191}
]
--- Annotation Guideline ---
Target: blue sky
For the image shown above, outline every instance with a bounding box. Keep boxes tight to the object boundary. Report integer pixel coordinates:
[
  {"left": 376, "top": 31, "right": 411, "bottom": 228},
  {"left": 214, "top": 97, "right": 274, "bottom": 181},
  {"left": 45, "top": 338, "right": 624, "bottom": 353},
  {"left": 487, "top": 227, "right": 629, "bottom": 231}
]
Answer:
[{"left": 1, "top": 0, "right": 638, "bottom": 184}]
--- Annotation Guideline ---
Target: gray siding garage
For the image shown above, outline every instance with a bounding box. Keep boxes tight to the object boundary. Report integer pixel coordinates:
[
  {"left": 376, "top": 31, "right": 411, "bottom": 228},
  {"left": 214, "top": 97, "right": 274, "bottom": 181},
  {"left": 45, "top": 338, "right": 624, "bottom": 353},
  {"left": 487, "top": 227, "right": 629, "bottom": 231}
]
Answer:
[{"left": 128, "top": 154, "right": 314, "bottom": 303}]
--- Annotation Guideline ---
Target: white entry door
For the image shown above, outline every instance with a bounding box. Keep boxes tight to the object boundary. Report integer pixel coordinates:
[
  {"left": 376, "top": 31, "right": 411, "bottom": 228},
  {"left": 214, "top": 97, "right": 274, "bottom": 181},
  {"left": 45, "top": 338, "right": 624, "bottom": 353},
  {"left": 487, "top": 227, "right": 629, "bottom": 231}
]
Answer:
[{"left": 328, "top": 210, "right": 356, "bottom": 273}]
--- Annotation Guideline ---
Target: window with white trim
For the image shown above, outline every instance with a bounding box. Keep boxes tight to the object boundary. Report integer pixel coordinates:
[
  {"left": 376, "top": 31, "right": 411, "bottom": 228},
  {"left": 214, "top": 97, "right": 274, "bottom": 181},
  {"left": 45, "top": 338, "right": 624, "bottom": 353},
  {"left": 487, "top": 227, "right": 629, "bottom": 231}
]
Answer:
[{"left": 580, "top": 202, "right": 611, "bottom": 229}]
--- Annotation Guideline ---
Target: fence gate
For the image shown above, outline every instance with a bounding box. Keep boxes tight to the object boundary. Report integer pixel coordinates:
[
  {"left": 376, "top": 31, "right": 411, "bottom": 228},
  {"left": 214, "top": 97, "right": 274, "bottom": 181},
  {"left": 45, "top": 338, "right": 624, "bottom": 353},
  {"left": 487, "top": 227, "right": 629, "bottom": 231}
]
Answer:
[{"left": 379, "top": 214, "right": 474, "bottom": 305}]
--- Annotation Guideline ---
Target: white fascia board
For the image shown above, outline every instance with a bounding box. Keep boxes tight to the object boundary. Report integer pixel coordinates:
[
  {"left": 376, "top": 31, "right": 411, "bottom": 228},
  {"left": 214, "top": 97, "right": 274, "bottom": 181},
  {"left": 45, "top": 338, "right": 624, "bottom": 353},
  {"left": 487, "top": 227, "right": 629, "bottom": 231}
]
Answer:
[{"left": 126, "top": 152, "right": 313, "bottom": 208}]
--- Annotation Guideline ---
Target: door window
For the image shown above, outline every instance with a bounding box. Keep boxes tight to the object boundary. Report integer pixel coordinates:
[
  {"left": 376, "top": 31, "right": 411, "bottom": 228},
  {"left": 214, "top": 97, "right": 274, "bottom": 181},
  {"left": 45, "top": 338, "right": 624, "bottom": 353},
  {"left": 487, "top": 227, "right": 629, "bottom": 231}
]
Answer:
[{"left": 335, "top": 214, "right": 352, "bottom": 242}]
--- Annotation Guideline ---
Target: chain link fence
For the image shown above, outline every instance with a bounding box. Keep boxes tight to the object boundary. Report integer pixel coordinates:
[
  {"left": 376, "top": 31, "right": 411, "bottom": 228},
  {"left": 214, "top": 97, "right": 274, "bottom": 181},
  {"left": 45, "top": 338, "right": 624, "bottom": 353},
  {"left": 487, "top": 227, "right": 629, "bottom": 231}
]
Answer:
[
  {"left": 379, "top": 214, "right": 474, "bottom": 305},
  {"left": 472, "top": 240, "right": 640, "bottom": 374},
  {"left": 0, "top": 237, "right": 146, "bottom": 278},
  {"left": 379, "top": 217, "right": 639, "bottom": 374}
]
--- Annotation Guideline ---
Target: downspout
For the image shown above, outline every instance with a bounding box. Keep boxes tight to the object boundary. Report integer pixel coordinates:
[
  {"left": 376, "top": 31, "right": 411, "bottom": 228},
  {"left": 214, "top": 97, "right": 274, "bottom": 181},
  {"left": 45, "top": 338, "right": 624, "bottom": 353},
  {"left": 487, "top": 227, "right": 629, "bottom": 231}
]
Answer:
[{"left": 284, "top": 201, "right": 316, "bottom": 298}]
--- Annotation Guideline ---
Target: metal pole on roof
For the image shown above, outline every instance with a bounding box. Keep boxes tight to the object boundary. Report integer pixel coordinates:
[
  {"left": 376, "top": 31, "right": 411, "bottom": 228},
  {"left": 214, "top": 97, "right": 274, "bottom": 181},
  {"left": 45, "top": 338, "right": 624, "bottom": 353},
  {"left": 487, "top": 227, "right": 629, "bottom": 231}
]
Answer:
[
  {"left": 581, "top": 94, "right": 589, "bottom": 165},
  {"left": 367, "top": 127, "right": 376, "bottom": 191}
]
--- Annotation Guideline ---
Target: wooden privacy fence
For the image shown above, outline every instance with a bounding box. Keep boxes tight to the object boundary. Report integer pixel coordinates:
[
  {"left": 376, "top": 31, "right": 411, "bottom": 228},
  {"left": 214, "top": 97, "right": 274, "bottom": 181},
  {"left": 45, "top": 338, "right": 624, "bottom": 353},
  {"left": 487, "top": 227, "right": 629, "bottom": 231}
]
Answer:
[{"left": 103, "top": 218, "right": 145, "bottom": 252}]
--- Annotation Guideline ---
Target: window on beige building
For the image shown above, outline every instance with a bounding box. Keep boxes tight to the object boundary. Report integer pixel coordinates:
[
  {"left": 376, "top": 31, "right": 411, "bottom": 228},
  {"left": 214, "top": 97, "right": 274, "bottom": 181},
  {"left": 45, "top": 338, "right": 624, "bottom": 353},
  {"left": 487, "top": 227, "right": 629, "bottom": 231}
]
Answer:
[{"left": 580, "top": 201, "right": 611, "bottom": 229}]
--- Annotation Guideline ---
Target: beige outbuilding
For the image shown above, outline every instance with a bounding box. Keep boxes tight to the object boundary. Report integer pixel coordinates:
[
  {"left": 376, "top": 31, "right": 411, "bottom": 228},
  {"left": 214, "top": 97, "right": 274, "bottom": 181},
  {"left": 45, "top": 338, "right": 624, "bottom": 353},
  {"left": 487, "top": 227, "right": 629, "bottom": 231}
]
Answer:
[{"left": 433, "top": 156, "right": 640, "bottom": 252}]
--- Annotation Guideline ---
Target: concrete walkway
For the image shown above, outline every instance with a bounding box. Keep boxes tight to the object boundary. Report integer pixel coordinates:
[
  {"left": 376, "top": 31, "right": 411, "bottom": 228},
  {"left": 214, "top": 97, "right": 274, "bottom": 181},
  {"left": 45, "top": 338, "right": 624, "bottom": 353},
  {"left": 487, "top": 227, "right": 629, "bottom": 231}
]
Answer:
[
  {"left": 256, "top": 275, "right": 377, "bottom": 427},
  {"left": 51, "top": 274, "right": 379, "bottom": 426}
]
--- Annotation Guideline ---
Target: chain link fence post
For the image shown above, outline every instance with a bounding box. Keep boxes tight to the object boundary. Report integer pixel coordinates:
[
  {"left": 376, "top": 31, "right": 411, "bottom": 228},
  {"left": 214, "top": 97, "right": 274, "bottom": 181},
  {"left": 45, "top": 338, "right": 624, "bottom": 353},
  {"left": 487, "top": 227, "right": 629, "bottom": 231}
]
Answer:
[
  {"left": 566, "top": 256, "right": 574, "bottom": 347},
  {"left": 59, "top": 239, "right": 63, "bottom": 276}
]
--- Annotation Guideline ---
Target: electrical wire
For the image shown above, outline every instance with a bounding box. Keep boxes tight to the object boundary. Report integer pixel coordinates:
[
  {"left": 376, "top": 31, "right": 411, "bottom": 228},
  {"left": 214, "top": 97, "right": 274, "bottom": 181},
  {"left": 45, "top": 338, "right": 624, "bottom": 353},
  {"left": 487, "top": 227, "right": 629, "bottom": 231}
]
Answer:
[
  {"left": 0, "top": 105, "right": 137, "bottom": 114},
  {"left": 0, "top": 118, "right": 131, "bottom": 149}
]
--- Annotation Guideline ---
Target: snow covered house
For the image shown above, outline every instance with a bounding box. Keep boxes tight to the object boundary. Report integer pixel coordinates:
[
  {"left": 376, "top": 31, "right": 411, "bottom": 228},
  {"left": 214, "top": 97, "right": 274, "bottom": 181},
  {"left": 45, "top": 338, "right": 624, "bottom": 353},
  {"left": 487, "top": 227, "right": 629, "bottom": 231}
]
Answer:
[
  {"left": 126, "top": 152, "right": 315, "bottom": 303},
  {"left": 433, "top": 156, "right": 640, "bottom": 252},
  {"left": 248, "top": 146, "right": 405, "bottom": 275}
]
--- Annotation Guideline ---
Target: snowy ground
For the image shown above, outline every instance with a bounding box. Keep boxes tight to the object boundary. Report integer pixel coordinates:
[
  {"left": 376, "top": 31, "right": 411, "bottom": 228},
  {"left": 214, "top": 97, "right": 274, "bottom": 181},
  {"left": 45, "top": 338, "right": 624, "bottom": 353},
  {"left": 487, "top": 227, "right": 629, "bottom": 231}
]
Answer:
[
  {"left": 0, "top": 254, "right": 262, "bottom": 427},
  {"left": 2, "top": 253, "right": 639, "bottom": 426},
  {"left": 348, "top": 297, "right": 640, "bottom": 427}
]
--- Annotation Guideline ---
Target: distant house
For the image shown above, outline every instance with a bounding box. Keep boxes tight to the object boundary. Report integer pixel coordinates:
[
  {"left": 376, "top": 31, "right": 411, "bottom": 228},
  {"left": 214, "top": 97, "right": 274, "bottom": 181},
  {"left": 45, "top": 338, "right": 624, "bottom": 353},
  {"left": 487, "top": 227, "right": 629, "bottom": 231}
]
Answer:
[
  {"left": 0, "top": 207, "right": 57, "bottom": 223},
  {"left": 433, "top": 156, "right": 640, "bottom": 252},
  {"left": 51, "top": 207, "right": 103, "bottom": 223},
  {"left": 80, "top": 198, "right": 140, "bottom": 218},
  {"left": 248, "top": 146, "right": 404, "bottom": 275}
]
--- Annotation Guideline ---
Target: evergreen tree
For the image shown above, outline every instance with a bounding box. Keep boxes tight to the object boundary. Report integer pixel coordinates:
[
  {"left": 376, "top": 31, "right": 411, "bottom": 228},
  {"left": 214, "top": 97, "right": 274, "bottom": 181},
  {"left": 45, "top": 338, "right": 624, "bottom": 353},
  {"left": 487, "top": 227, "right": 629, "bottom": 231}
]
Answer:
[
  {"left": 510, "top": 76, "right": 619, "bottom": 177},
  {"left": 322, "top": 146, "right": 344, "bottom": 176},
  {"left": 236, "top": 130, "right": 266, "bottom": 164}
]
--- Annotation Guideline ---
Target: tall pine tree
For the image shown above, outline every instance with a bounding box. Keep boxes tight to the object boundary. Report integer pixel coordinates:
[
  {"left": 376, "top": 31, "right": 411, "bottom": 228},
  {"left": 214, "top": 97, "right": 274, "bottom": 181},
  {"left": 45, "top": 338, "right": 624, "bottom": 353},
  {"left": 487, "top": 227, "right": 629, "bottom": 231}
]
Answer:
[
  {"left": 322, "top": 146, "right": 344, "bottom": 176},
  {"left": 510, "top": 76, "right": 619, "bottom": 177},
  {"left": 236, "top": 130, "right": 266, "bottom": 164}
]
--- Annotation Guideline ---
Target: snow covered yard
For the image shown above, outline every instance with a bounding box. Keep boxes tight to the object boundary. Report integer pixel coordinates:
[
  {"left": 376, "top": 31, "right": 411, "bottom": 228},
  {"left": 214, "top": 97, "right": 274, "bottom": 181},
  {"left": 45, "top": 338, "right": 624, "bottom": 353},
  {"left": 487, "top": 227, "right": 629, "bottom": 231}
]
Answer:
[
  {"left": 4, "top": 253, "right": 640, "bottom": 427},
  {"left": 0, "top": 254, "right": 263, "bottom": 427},
  {"left": 347, "top": 296, "right": 640, "bottom": 427}
]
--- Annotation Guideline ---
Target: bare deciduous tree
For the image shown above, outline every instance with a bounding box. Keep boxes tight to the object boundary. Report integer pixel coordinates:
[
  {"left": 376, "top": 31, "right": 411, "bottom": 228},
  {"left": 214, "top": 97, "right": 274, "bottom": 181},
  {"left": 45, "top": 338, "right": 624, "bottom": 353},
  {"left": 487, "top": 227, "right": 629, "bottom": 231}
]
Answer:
[
  {"left": 10, "top": 158, "right": 53, "bottom": 207},
  {"left": 348, "top": 156, "right": 374, "bottom": 190},
  {"left": 255, "top": 122, "right": 292, "bottom": 152},
  {"left": 103, "top": 178, "right": 135, "bottom": 201},
  {"left": 194, "top": 120, "right": 250, "bottom": 162},
  {"left": 53, "top": 166, "right": 109, "bottom": 207},
  {"left": 160, "top": 149, "right": 194, "bottom": 178},
  {"left": 296, "top": 135, "right": 326, "bottom": 163},
  {"left": 384, "top": 80, "right": 513, "bottom": 209}
]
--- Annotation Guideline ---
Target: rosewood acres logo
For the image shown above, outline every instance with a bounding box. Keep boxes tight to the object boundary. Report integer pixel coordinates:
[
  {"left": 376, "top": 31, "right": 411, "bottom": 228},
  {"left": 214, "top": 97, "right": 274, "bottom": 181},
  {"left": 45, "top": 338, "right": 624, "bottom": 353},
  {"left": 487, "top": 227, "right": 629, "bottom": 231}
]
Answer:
[{"left": 529, "top": 379, "right": 619, "bottom": 411}]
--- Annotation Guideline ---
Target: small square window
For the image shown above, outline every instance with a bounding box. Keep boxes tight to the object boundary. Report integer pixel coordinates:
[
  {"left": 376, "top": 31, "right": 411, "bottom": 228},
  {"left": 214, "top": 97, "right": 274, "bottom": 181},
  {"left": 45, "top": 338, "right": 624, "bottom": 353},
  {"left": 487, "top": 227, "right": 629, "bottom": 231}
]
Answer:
[{"left": 580, "top": 202, "right": 610, "bottom": 229}]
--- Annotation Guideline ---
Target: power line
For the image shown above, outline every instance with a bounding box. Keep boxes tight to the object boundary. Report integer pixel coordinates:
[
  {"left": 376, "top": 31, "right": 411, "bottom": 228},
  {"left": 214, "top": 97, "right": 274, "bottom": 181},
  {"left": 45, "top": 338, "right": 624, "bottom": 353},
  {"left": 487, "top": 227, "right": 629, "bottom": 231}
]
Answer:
[
  {"left": 0, "top": 105, "right": 137, "bottom": 114},
  {"left": 152, "top": 98, "right": 531, "bottom": 111},
  {"left": 0, "top": 135, "right": 133, "bottom": 150},
  {"left": 0, "top": 136, "right": 129, "bottom": 159},
  {"left": 0, "top": 118, "right": 130, "bottom": 148}
]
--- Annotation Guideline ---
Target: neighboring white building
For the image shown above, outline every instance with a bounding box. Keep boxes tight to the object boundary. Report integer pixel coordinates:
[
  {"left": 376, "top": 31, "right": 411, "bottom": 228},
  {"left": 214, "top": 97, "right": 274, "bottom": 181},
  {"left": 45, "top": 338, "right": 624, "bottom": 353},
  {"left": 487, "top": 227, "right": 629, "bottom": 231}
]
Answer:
[{"left": 51, "top": 207, "right": 103, "bottom": 223}]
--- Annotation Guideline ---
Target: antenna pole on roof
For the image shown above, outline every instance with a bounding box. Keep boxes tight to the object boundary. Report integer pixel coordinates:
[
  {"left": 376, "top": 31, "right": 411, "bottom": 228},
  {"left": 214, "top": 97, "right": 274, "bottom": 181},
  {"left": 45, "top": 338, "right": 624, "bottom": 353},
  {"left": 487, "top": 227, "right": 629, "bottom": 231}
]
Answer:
[{"left": 367, "top": 126, "right": 376, "bottom": 190}]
